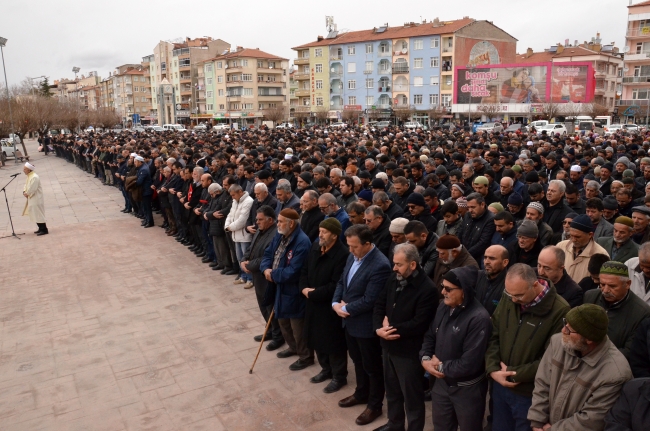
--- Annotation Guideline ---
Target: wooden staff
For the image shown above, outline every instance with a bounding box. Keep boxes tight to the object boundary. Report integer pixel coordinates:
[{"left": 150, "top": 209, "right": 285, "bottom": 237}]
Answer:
[{"left": 249, "top": 309, "right": 274, "bottom": 374}]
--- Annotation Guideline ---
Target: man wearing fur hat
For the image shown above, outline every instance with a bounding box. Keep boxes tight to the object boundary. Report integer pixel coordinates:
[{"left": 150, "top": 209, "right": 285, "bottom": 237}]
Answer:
[
  {"left": 22, "top": 162, "right": 48, "bottom": 235},
  {"left": 528, "top": 304, "right": 632, "bottom": 431}
]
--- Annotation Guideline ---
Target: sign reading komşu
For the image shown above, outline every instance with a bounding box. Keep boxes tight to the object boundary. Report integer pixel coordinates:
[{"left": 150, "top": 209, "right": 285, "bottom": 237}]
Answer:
[{"left": 455, "top": 62, "right": 595, "bottom": 105}]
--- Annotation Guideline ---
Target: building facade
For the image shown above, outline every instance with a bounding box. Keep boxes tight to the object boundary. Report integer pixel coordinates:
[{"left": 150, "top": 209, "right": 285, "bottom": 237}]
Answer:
[{"left": 621, "top": 0, "right": 650, "bottom": 123}]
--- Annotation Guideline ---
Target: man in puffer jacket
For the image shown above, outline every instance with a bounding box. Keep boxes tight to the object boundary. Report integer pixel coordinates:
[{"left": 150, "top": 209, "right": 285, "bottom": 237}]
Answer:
[
  {"left": 224, "top": 184, "right": 254, "bottom": 287},
  {"left": 420, "top": 266, "right": 492, "bottom": 431}
]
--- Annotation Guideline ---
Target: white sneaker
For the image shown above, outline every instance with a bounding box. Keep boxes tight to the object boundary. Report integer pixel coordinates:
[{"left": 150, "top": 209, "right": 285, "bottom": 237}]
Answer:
[
  {"left": 233, "top": 278, "right": 245, "bottom": 285},
  {"left": 243, "top": 281, "right": 254, "bottom": 289}
]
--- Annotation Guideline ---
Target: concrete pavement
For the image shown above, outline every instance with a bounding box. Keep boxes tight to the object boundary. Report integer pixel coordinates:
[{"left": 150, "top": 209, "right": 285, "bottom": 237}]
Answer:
[{"left": 0, "top": 140, "right": 435, "bottom": 431}]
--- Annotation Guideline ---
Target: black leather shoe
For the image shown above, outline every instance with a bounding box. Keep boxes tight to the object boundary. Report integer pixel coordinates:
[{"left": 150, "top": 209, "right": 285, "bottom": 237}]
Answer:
[
  {"left": 323, "top": 379, "right": 347, "bottom": 394},
  {"left": 209, "top": 262, "right": 220, "bottom": 268},
  {"left": 201, "top": 257, "right": 212, "bottom": 263},
  {"left": 225, "top": 269, "right": 239, "bottom": 275},
  {"left": 188, "top": 246, "right": 199, "bottom": 252},
  {"left": 289, "top": 358, "right": 314, "bottom": 371},
  {"left": 36, "top": 231, "right": 49, "bottom": 236},
  {"left": 372, "top": 423, "right": 390, "bottom": 431},
  {"left": 266, "top": 340, "right": 285, "bottom": 351},
  {"left": 220, "top": 269, "right": 229, "bottom": 274},
  {"left": 338, "top": 395, "right": 367, "bottom": 408},
  {"left": 141, "top": 221, "right": 147, "bottom": 226},
  {"left": 212, "top": 265, "right": 222, "bottom": 271},
  {"left": 144, "top": 223, "right": 154, "bottom": 228},
  {"left": 310, "top": 370, "right": 332, "bottom": 383},
  {"left": 355, "top": 408, "right": 382, "bottom": 426},
  {"left": 195, "top": 251, "right": 206, "bottom": 258},
  {"left": 276, "top": 348, "right": 296, "bottom": 359},
  {"left": 253, "top": 334, "right": 266, "bottom": 342}
]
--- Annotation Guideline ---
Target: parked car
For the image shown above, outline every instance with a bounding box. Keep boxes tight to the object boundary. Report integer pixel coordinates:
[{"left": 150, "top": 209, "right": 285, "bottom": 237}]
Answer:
[
  {"left": 193, "top": 124, "right": 208, "bottom": 132},
  {"left": 374, "top": 121, "right": 391, "bottom": 128},
  {"left": 213, "top": 124, "right": 230, "bottom": 131},
  {"left": 150, "top": 125, "right": 164, "bottom": 132},
  {"left": 275, "top": 122, "right": 294, "bottom": 130},
  {"left": 132, "top": 126, "right": 146, "bottom": 133},
  {"left": 525, "top": 120, "right": 549, "bottom": 132},
  {"left": 622, "top": 124, "right": 639, "bottom": 132},
  {"left": 505, "top": 124, "right": 523, "bottom": 133},
  {"left": 1, "top": 138, "right": 16, "bottom": 159},
  {"left": 538, "top": 123, "right": 568, "bottom": 136},
  {"left": 476, "top": 122, "right": 504, "bottom": 133},
  {"left": 330, "top": 122, "right": 347, "bottom": 129},
  {"left": 111, "top": 125, "right": 125, "bottom": 133},
  {"left": 604, "top": 124, "right": 623, "bottom": 135},
  {"left": 404, "top": 121, "right": 424, "bottom": 130}
]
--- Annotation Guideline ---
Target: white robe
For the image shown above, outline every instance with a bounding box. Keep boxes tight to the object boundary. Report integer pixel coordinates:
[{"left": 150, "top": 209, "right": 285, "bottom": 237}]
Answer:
[{"left": 22, "top": 172, "right": 46, "bottom": 223}]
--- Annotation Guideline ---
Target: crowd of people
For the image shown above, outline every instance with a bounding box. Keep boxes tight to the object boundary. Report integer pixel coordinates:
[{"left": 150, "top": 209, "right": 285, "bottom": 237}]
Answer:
[{"left": 49, "top": 122, "right": 650, "bottom": 430}]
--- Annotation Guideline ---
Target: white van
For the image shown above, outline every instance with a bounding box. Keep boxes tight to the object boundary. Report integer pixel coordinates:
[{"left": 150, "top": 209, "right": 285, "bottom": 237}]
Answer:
[
  {"left": 162, "top": 124, "right": 186, "bottom": 132},
  {"left": 526, "top": 120, "right": 548, "bottom": 131}
]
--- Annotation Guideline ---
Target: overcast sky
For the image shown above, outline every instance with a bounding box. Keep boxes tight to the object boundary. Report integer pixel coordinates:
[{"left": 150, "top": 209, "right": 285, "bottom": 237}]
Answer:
[{"left": 1, "top": 0, "right": 630, "bottom": 87}]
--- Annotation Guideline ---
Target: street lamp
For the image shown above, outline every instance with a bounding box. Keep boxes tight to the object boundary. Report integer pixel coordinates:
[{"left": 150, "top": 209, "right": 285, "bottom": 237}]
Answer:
[{"left": 0, "top": 36, "right": 18, "bottom": 164}]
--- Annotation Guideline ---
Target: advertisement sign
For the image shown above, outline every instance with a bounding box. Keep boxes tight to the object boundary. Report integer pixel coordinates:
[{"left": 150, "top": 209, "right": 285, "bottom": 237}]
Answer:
[
  {"left": 344, "top": 105, "right": 362, "bottom": 111},
  {"left": 455, "top": 62, "right": 594, "bottom": 104}
]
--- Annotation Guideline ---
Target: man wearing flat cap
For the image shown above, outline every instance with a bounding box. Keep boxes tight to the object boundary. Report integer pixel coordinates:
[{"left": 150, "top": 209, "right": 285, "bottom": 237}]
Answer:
[
  {"left": 22, "top": 162, "right": 48, "bottom": 235},
  {"left": 584, "top": 261, "right": 650, "bottom": 359},
  {"left": 597, "top": 216, "right": 639, "bottom": 263},
  {"left": 260, "top": 208, "right": 314, "bottom": 371},
  {"left": 528, "top": 304, "right": 632, "bottom": 431},
  {"left": 557, "top": 214, "right": 609, "bottom": 283}
]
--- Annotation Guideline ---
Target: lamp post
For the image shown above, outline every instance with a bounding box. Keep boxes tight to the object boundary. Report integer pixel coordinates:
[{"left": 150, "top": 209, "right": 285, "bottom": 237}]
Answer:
[
  {"left": 0, "top": 36, "right": 18, "bottom": 164},
  {"left": 72, "top": 67, "right": 81, "bottom": 132}
]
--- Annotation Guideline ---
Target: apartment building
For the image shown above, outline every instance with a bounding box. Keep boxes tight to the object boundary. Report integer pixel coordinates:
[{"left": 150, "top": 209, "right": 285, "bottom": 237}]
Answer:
[
  {"left": 292, "top": 17, "right": 516, "bottom": 123},
  {"left": 621, "top": 0, "right": 650, "bottom": 123},
  {"left": 289, "top": 70, "right": 299, "bottom": 119},
  {"left": 109, "top": 64, "right": 152, "bottom": 125},
  {"left": 200, "top": 47, "right": 289, "bottom": 127},
  {"left": 144, "top": 37, "right": 230, "bottom": 125},
  {"left": 53, "top": 72, "right": 100, "bottom": 101}
]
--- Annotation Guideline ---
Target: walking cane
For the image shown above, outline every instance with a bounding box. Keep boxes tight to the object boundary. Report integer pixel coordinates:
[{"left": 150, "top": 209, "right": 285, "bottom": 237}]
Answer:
[{"left": 249, "top": 309, "right": 274, "bottom": 374}]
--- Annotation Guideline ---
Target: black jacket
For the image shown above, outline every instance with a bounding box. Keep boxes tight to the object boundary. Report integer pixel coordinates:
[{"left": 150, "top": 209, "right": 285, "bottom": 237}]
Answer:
[
  {"left": 629, "top": 318, "right": 650, "bottom": 378},
  {"left": 543, "top": 200, "right": 572, "bottom": 233},
  {"left": 300, "top": 206, "right": 325, "bottom": 243},
  {"left": 553, "top": 271, "right": 584, "bottom": 308},
  {"left": 405, "top": 207, "right": 438, "bottom": 233},
  {"left": 475, "top": 268, "right": 507, "bottom": 316},
  {"left": 604, "top": 378, "right": 650, "bottom": 431},
  {"left": 459, "top": 209, "right": 496, "bottom": 262},
  {"left": 419, "top": 232, "right": 440, "bottom": 278},
  {"left": 384, "top": 202, "right": 405, "bottom": 220},
  {"left": 244, "top": 225, "right": 278, "bottom": 301},
  {"left": 507, "top": 239, "right": 543, "bottom": 268},
  {"left": 247, "top": 194, "right": 278, "bottom": 227},
  {"left": 420, "top": 266, "right": 492, "bottom": 384},
  {"left": 373, "top": 265, "right": 439, "bottom": 359},
  {"left": 372, "top": 216, "right": 393, "bottom": 258},
  {"left": 301, "top": 240, "right": 350, "bottom": 354}
]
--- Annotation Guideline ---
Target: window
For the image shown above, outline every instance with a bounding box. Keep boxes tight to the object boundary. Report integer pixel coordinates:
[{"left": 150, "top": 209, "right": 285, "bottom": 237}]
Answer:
[
  {"left": 637, "top": 42, "right": 643, "bottom": 54},
  {"left": 414, "top": 94, "right": 423, "bottom": 105},
  {"left": 303, "top": 99, "right": 310, "bottom": 106},
  {"left": 414, "top": 58, "right": 423, "bottom": 69},
  {"left": 315, "top": 64, "right": 323, "bottom": 73},
  {"left": 134, "top": 87, "right": 139, "bottom": 92},
  {"left": 380, "top": 44, "right": 390, "bottom": 53},
  {"left": 431, "top": 38, "right": 439, "bottom": 48},
  {"left": 348, "top": 96, "right": 356, "bottom": 105},
  {"left": 430, "top": 57, "right": 439, "bottom": 68},
  {"left": 441, "top": 95, "right": 451, "bottom": 107},
  {"left": 207, "top": 78, "right": 212, "bottom": 85},
  {"left": 268, "top": 103, "right": 277, "bottom": 108},
  {"left": 269, "top": 61, "right": 276, "bottom": 68},
  {"left": 348, "top": 80, "right": 356, "bottom": 89},
  {"left": 429, "top": 94, "right": 439, "bottom": 105},
  {"left": 366, "top": 44, "right": 373, "bottom": 54},
  {"left": 219, "top": 104, "right": 225, "bottom": 109},
  {"left": 315, "top": 48, "right": 323, "bottom": 57},
  {"left": 218, "top": 89, "right": 224, "bottom": 96},
  {"left": 207, "top": 104, "right": 213, "bottom": 111},
  {"left": 242, "top": 60, "right": 248, "bottom": 67},
  {"left": 242, "top": 74, "right": 253, "bottom": 81},
  {"left": 216, "top": 61, "right": 223, "bottom": 69},
  {"left": 348, "top": 63, "right": 356, "bottom": 73},
  {"left": 206, "top": 91, "right": 213, "bottom": 98},
  {"left": 316, "top": 97, "right": 324, "bottom": 106},
  {"left": 259, "top": 103, "right": 264, "bottom": 110},
  {"left": 243, "top": 103, "right": 253, "bottom": 110},
  {"left": 366, "top": 96, "right": 374, "bottom": 106},
  {"left": 414, "top": 77, "right": 423, "bottom": 87},
  {"left": 206, "top": 64, "right": 213, "bottom": 72},
  {"left": 231, "top": 103, "right": 240, "bottom": 110},
  {"left": 217, "top": 76, "right": 223, "bottom": 83},
  {"left": 430, "top": 76, "right": 439, "bottom": 86},
  {"left": 365, "top": 78, "right": 374, "bottom": 88},
  {"left": 243, "top": 88, "right": 253, "bottom": 96},
  {"left": 316, "top": 79, "right": 323, "bottom": 89},
  {"left": 348, "top": 46, "right": 356, "bottom": 55},
  {"left": 414, "top": 40, "right": 423, "bottom": 50}
]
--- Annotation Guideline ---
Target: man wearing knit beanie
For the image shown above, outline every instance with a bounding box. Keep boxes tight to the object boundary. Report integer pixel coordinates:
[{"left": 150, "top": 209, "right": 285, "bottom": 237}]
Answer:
[
  {"left": 528, "top": 304, "right": 632, "bottom": 430},
  {"left": 583, "top": 261, "right": 650, "bottom": 359},
  {"left": 388, "top": 217, "right": 409, "bottom": 250},
  {"left": 596, "top": 216, "right": 639, "bottom": 264},
  {"left": 557, "top": 214, "right": 609, "bottom": 283}
]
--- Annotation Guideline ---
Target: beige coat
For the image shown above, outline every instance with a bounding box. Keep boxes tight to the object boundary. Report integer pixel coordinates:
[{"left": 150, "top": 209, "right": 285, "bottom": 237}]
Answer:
[
  {"left": 22, "top": 171, "right": 45, "bottom": 223},
  {"left": 556, "top": 239, "right": 609, "bottom": 283},
  {"left": 528, "top": 333, "right": 632, "bottom": 431}
]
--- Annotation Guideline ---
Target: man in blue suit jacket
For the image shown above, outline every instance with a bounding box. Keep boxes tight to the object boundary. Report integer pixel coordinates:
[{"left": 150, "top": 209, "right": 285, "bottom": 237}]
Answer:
[
  {"left": 135, "top": 156, "right": 153, "bottom": 227},
  {"left": 332, "top": 224, "right": 392, "bottom": 427},
  {"left": 261, "top": 208, "right": 313, "bottom": 371}
]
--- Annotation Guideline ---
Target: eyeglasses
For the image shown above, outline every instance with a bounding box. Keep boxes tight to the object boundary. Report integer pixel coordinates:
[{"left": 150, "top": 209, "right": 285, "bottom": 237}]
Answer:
[
  {"left": 441, "top": 285, "right": 463, "bottom": 292},
  {"left": 562, "top": 318, "right": 578, "bottom": 334},
  {"left": 364, "top": 218, "right": 375, "bottom": 223},
  {"left": 407, "top": 205, "right": 417, "bottom": 209},
  {"left": 503, "top": 289, "right": 527, "bottom": 300},
  {"left": 562, "top": 221, "right": 573, "bottom": 225},
  {"left": 319, "top": 205, "right": 330, "bottom": 212}
]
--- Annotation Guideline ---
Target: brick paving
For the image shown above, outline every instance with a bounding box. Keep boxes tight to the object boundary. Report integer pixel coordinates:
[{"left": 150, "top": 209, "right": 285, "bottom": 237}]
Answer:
[{"left": 0, "top": 141, "right": 436, "bottom": 431}]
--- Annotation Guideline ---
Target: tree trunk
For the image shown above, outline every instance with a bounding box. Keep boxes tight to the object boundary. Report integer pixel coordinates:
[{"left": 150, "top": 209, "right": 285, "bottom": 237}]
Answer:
[{"left": 18, "top": 135, "right": 29, "bottom": 158}]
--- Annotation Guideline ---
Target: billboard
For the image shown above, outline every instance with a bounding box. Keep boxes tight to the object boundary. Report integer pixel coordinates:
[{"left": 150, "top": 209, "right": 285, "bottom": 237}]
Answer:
[{"left": 454, "top": 62, "right": 594, "bottom": 104}]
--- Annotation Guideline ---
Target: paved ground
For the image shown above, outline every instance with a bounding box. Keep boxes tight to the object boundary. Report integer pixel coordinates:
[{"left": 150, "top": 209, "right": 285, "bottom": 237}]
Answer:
[{"left": 0, "top": 141, "right": 435, "bottom": 431}]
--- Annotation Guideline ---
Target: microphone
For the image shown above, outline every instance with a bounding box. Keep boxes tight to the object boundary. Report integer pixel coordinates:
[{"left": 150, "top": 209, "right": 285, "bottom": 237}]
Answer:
[{"left": 9, "top": 173, "right": 20, "bottom": 177}]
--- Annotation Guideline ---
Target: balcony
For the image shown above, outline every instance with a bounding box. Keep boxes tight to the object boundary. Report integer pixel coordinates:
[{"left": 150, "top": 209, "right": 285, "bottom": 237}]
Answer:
[
  {"left": 294, "top": 72, "right": 309, "bottom": 80},
  {"left": 331, "top": 70, "right": 343, "bottom": 78},
  {"left": 259, "top": 94, "right": 286, "bottom": 101},
  {"left": 595, "top": 87, "right": 606, "bottom": 95},
  {"left": 179, "top": 63, "right": 191, "bottom": 70},
  {"left": 627, "top": 27, "right": 650, "bottom": 39},
  {"left": 595, "top": 70, "right": 607, "bottom": 78},
  {"left": 180, "top": 75, "right": 191, "bottom": 82},
  {"left": 295, "top": 89, "right": 310, "bottom": 97},
  {"left": 259, "top": 80, "right": 283, "bottom": 86},
  {"left": 623, "top": 76, "right": 650, "bottom": 84},
  {"left": 624, "top": 53, "right": 650, "bottom": 61},
  {"left": 617, "top": 99, "right": 650, "bottom": 106},
  {"left": 378, "top": 85, "right": 391, "bottom": 92},
  {"left": 376, "top": 103, "right": 391, "bottom": 109},
  {"left": 294, "top": 57, "right": 310, "bottom": 65},
  {"left": 378, "top": 50, "right": 391, "bottom": 57},
  {"left": 330, "top": 55, "right": 342, "bottom": 61},
  {"left": 363, "top": 70, "right": 373, "bottom": 74},
  {"left": 392, "top": 64, "right": 409, "bottom": 74}
]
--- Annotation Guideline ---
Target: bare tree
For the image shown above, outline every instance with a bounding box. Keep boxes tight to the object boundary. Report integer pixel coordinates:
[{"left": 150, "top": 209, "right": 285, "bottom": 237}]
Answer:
[
  {"left": 427, "top": 105, "right": 447, "bottom": 126},
  {"left": 341, "top": 109, "right": 358, "bottom": 124},
  {"left": 539, "top": 102, "right": 562, "bottom": 121},
  {"left": 584, "top": 103, "right": 611, "bottom": 119},
  {"left": 262, "top": 105, "right": 286, "bottom": 125},
  {"left": 293, "top": 109, "right": 310, "bottom": 126},
  {"left": 477, "top": 104, "right": 502, "bottom": 121},
  {"left": 562, "top": 102, "right": 584, "bottom": 119},
  {"left": 314, "top": 106, "right": 329, "bottom": 125},
  {"left": 393, "top": 105, "right": 415, "bottom": 123}
]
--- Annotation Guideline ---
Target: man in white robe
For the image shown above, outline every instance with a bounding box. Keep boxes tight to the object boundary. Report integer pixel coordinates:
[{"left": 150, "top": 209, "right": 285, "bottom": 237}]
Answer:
[{"left": 22, "top": 162, "right": 48, "bottom": 235}]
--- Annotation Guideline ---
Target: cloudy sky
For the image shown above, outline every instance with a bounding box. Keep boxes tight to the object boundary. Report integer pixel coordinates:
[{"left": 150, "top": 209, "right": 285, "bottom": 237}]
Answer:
[{"left": 1, "top": 0, "right": 629, "bottom": 87}]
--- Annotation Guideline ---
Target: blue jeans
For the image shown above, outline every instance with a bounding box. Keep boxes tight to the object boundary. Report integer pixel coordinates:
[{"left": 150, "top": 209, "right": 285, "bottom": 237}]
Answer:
[
  {"left": 235, "top": 241, "right": 251, "bottom": 282},
  {"left": 492, "top": 382, "right": 532, "bottom": 431}
]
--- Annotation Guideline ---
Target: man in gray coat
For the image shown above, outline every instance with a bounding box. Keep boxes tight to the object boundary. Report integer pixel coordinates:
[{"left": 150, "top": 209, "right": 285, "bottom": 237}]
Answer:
[
  {"left": 597, "top": 216, "right": 639, "bottom": 264},
  {"left": 586, "top": 198, "right": 614, "bottom": 239}
]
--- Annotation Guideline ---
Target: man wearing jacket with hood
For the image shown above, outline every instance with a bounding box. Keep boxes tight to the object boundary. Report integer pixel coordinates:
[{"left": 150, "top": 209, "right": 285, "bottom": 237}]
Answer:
[
  {"left": 373, "top": 243, "right": 439, "bottom": 431},
  {"left": 420, "top": 265, "right": 492, "bottom": 431},
  {"left": 486, "top": 263, "right": 569, "bottom": 431}
]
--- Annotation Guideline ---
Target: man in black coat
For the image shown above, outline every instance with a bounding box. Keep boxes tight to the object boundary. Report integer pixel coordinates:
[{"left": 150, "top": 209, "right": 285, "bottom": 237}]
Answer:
[
  {"left": 543, "top": 180, "right": 573, "bottom": 233},
  {"left": 246, "top": 182, "right": 277, "bottom": 231},
  {"left": 300, "top": 190, "right": 325, "bottom": 243},
  {"left": 301, "top": 218, "right": 350, "bottom": 393},
  {"left": 241, "top": 205, "right": 284, "bottom": 351},
  {"left": 459, "top": 193, "right": 496, "bottom": 262},
  {"left": 404, "top": 193, "right": 437, "bottom": 233},
  {"left": 475, "top": 245, "right": 509, "bottom": 316},
  {"left": 536, "top": 246, "right": 584, "bottom": 308},
  {"left": 403, "top": 221, "right": 439, "bottom": 278},
  {"left": 364, "top": 205, "right": 392, "bottom": 258},
  {"left": 373, "top": 243, "right": 439, "bottom": 431}
]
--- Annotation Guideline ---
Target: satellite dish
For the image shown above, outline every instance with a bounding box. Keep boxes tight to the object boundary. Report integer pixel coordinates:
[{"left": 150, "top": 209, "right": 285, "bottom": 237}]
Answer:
[
  {"left": 624, "top": 67, "right": 629, "bottom": 72},
  {"left": 401, "top": 48, "right": 407, "bottom": 54},
  {"left": 624, "top": 46, "right": 630, "bottom": 53},
  {"left": 331, "top": 68, "right": 335, "bottom": 72}
]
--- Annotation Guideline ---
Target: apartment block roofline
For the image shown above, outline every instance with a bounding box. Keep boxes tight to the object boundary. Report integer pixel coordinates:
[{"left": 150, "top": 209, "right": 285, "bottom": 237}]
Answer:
[
  {"left": 200, "top": 47, "right": 288, "bottom": 64},
  {"left": 292, "top": 17, "right": 482, "bottom": 49},
  {"left": 629, "top": 0, "right": 650, "bottom": 7}
]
